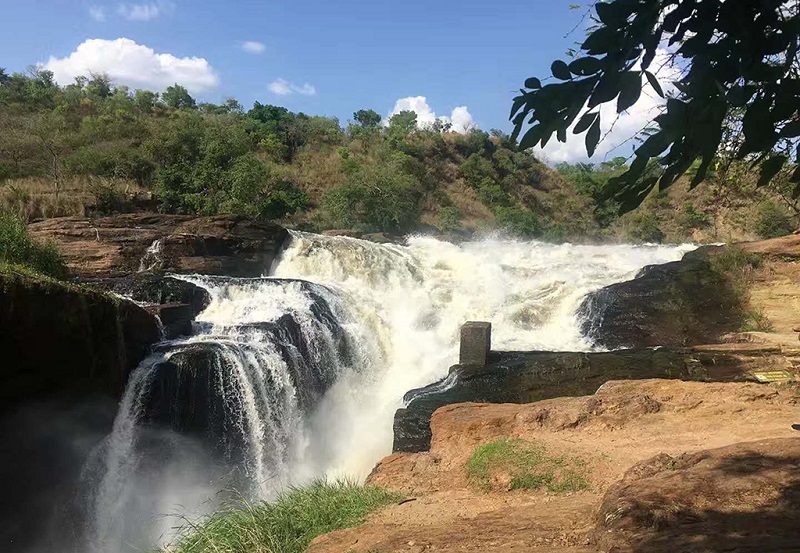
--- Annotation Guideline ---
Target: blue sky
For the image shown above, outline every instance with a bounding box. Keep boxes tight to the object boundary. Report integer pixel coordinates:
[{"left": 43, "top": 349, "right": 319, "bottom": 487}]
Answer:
[{"left": 1, "top": 1, "right": 659, "bottom": 161}]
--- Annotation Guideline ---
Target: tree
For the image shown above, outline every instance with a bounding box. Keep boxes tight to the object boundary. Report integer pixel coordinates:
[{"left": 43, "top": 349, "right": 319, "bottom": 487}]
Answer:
[
  {"left": 353, "top": 109, "right": 382, "bottom": 128},
  {"left": 512, "top": 0, "right": 800, "bottom": 212},
  {"left": 162, "top": 84, "right": 196, "bottom": 109},
  {"left": 86, "top": 72, "right": 113, "bottom": 99},
  {"left": 387, "top": 110, "right": 418, "bottom": 140}
]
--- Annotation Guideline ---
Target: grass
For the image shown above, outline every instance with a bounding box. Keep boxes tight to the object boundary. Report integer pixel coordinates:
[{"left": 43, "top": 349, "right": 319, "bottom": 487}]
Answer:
[
  {"left": 741, "top": 308, "right": 775, "bottom": 332},
  {"left": 166, "top": 479, "right": 401, "bottom": 553},
  {"left": 466, "top": 438, "right": 589, "bottom": 493},
  {"left": 0, "top": 214, "right": 68, "bottom": 279}
]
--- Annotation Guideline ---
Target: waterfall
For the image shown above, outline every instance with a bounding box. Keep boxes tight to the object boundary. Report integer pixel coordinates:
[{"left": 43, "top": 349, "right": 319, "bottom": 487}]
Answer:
[{"left": 85, "top": 231, "right": 693, "bottom": 552}]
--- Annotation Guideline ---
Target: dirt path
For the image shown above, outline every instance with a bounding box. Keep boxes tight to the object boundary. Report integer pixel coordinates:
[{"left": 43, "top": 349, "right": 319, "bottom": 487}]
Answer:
[{"left": 308, "top": 380, "right": 800, "bottom": 553}]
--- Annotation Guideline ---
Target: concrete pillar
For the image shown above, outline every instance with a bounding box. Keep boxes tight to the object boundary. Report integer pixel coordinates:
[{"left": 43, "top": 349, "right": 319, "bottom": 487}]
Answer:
[{"left": 459, "top": 321, "right": 491, "bottom": 368}]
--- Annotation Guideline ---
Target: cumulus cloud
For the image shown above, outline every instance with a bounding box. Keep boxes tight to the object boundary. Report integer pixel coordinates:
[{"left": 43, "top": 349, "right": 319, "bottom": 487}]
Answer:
[
  {"left": 387, "top": 96, "right": 475, "bottom": 133},
  {"left": 43, "top": 38, "right": 218, "bottom": 94},
  {"left": 241, "top": 41, "right": 266, "bottom": 54},
  {"left": 533, "top": 49, "right": 679, "bottom": 164},
  {"left": 117, "top": 1, "right": 174, "bottom": 21},
  {"left": 268, "top": 78, "right": 316, "bottom": 96},
  {"left": 89, "top": 6, "right": 106, "bottom": 21}
]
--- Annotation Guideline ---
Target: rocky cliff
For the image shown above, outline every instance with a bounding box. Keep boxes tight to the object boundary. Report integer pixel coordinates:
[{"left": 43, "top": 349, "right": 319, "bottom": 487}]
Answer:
[
  {"left": 28, "top": 214, "right": 289, "bottom": 278},
  {"left": 0, "top": 266, "right": 161, "bottom": 408}
]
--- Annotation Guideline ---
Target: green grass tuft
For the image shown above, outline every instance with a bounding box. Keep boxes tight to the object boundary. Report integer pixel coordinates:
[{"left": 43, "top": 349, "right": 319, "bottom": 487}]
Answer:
[
  {"left": 0, "top": 214, "right": 68, "bottom": 279},
  {"left": 466, "top": 438, "right": 589, "bottom": 493},
  {"left": 167, "top": 479, "right": 400, "bottom": 553}
]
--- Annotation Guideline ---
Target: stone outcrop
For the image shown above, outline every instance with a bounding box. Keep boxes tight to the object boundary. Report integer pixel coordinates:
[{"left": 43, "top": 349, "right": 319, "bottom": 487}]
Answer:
[
  {"left": 0, "top": 267, "right": 161, "bottom": 408},
  {"left": 578, "top": 247, "right": 745, "bottom": 349},
  {"left": 392, "top": 346, "right": 792, "bottom": 453},
  {"left": 595, "top": 438, "right": 800, "bottom": 552},
  {"left": 28, "top": 213, "right": 289, "bottom": 278}
]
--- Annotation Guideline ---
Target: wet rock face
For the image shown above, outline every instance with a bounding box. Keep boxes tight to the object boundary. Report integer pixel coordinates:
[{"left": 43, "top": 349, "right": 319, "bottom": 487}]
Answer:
[
  {"left": 392, "top": 347, "right": 758, "bottom": 453},
  {"left": 578, "top": 247, "right": 742, "bottom": 349},
  {"left": 0, "top": 270, "right": 161, "bottom": 409},
  {"left": 27, "top": 214, "right": 289, "bottom": 278}
]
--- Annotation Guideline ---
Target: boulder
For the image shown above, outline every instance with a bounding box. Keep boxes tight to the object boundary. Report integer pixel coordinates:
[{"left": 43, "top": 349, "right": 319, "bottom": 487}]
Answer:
[
  {"left": 578, "top": 247, "right": 743, "bottom": 349},
  {"left": 0, "top": 267, "right": 161, "bottom": 408},
  {"left": 595, "top": 438, "right": 800, "bottom": 552},
  {"left": 27, "top": 214, "right": 289, "bottom": 278}
]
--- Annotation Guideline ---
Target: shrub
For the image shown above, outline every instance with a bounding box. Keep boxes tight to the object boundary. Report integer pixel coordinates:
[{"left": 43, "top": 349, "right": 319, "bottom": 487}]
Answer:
[
  {"left": 755, "top": 200, "right": 795, "bottom": 238},
  {"left": 466, "top": 438, "right": 589, "bottom": 493},
  {"left": 323, "top": 164, "right": 420, "bottom": 233},
  {"left": 168, "top": 479, "right": 400, "bottom": 553},
  {"left": 625, "top": 211, "right": 664, "bottom": 243},
  {"left": 683, "top": 201, "right": 709, "bottom": 229},
  {"left": 0, "top": 214, "right": 68, "bottom": 278},
  {"left": 437, "top": 206, "right": 461, "bottom": 232},
  {"left": 494, "top": 206, "right": 541, "bottom": 238}
]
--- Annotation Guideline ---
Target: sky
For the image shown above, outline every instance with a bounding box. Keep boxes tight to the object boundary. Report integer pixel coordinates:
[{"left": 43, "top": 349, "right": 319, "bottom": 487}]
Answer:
[{"left": 0, "top": 0, "right": 666, "bottom": 163}]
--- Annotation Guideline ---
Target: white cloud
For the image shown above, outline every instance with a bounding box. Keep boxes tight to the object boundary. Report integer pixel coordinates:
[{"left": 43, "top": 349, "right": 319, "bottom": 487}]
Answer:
[
  {"left": 387, "top": 96, "right": 476, "bottom": 134},
  {"left": 117, "top": 1, "right": 174, "bottom": 21},
  {"left": 268, "top": 78, "right": 316, "bottom": 96},
  {"left": 241, "top": 41, "right": 266, "bottom": 54},
  {"left": 43, "top": 38, "right": 218, "bottom": 94},
  {"left": 89, "top": 6, "right": 106, "bottom": 21},
  {"left": 533, "top": 49, "right": 679, "bottom": 164}
]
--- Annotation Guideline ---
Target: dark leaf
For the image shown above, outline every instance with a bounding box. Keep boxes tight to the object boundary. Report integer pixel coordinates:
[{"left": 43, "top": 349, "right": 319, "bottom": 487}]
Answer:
[
  {"left": 589, "top": 73, "right": 622, "bottom": 108},
  {"left": 586, "top": 116, "right": 602, "bottom": 157},
  {"left": 617, "top": 71, "right": 642, "bottom": 113},
  {"left": 510, "top": 95, "right": 527, "bottom": 120},
  {"left": 573, "top": 111, "right": 599, "bottom": 134},
  {"left": 582, "top": 27, "right": 619, "bottom": 55},
  {"left": 557, "top": 126, "right": 567, "bottom": 143},
  {"left": 726, "top": 85, "right": 754, "bottom": 107},
  {"left": 568, "top": 57, "right": 603, "bottom": 76},
  {"left": 595, "top": 2, "right": 630, "bottom": 27},
  {"left": 524, "top": 77, "right": 542, "bottom": 90},
  {"left": 518, "top": 125, "right": 544, "bottom": 150},
  {"left": 757, "top": 155, "right": 788, "bottom": 188},
  {"left": 644, "top": 71, "right": 664, "bottom": 98},
  {"left": 781, "top": 120, "right": 800, "bottom": 138},
  {"left": 551, "top": 60, "right": 572, "bottom": 80}
]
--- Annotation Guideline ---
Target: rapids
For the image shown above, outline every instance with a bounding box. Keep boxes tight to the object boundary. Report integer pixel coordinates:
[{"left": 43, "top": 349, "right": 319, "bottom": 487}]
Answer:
[{"left": 83, "top": 231, "right": 694, "bottom": 552}]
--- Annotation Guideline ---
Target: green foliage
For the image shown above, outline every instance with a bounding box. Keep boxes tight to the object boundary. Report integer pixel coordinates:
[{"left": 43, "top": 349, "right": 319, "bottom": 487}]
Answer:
[
  {"left": 466, "top": 438, "right": 589, "bottom": 493},
  {"left": 386, "top": 110, "right": 418, "bottom": 141},
  {"left": 353, "top": 109, "right": 382, "bottom": 128},
  {"left": 0, "top": 214, "right": 67, "bottom": 279},
  {"left": 437, "top": 206, "right": 461, "bottom": 231},
  {"left": 556, "top": 159, "right": 625, "bottom": 227},
  {"left": 162, "top": 84, "right": 196, "bottom": 109},
  {"left": 323, "top": 163, "right": 420, "bottom": 233},
  {"left": 624, "top": 211, "right": 665, "bottom": 243},
  {"left": 168, "top": 479, "right": 400, "bottom": 553},
  {"left": 494, "top": 206, "right": 541, "bottom": 238},
  {"left": 512, "top": 0, "right": 800, "bottom": 212},
  {"left": 755, "top": 200, "right": 795, "bottom": 238},
  {"left": 682, "top": 201, "right": 709, "bottom": 230},
  {"left": 741, "top": 308, "right": 774, "bottom": 332}
]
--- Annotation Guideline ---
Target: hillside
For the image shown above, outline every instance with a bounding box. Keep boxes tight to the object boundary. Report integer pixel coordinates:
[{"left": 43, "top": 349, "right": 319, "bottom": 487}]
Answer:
[{"left": 1, "top": 69, "right": 798, "bottom": 243}]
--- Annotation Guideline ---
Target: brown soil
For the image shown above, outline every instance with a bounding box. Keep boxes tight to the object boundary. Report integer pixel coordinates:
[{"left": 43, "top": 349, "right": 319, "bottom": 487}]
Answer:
[{"left": 308, "top": 379, "right": 800, "bottom": 553}]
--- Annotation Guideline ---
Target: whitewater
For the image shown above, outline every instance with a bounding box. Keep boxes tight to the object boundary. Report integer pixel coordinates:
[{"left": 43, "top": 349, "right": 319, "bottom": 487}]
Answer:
[{"left": 84, "top": 231, "right": 694, "bottom": 552}]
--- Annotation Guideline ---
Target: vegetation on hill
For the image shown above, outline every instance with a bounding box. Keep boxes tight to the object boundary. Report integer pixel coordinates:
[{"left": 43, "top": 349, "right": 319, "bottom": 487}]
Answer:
[
  {"left": 167, "top": 479, "right": 399, "bottom": 553},
  {"left": 0, "top": 67, "right": 796, "bottom": 242}
]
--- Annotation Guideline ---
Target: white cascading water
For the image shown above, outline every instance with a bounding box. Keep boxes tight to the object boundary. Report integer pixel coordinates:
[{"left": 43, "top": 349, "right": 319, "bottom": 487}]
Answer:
[{"left": 86, "top": 231, "right": 694, "bottom": 552}]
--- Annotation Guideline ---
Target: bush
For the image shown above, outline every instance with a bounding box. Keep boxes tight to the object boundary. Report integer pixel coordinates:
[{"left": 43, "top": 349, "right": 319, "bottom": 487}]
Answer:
[
  {"left": 323, "top": 164, "right": 420, "bottom": 233},
  {"left": 494, "top": 206, "right": 541, "bottom": 238},
  {"left": 168, "top": 479, "right": 400, "bottom": 553},
  {"left": 683, "top": 201, "right": 709, "bottom": 229},
  {"left": 437, "top": 206, "right": 461, "bottom": 231},
  {"left": 625, "top": 211, "right": 664, "bottom": 243},
  {"left": 756, "top": 200, "right": 795, "bottom": 238},
  {"left": 466, "top": 438, "right": 589, "bottom": 493},
  {"left": 0, "top": 214, "right": 68, "bottom": 278}
]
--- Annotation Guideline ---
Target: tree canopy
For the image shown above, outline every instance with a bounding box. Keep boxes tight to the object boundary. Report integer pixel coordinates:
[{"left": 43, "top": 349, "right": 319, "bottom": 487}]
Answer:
[{"left": 512, "top": 0, "right": 800, "bottom": 211}]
